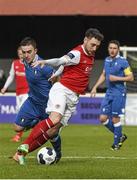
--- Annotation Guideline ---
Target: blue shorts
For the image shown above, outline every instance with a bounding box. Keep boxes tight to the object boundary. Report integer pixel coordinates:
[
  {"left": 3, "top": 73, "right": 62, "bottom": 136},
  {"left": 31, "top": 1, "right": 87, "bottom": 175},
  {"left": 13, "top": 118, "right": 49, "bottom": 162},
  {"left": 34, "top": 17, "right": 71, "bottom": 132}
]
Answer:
[
  {"left": 100, "top": 92, "right": 126, "bottom": 117},
  {"left": 15, "top": 97, "right": 49, "bottom": 128}
]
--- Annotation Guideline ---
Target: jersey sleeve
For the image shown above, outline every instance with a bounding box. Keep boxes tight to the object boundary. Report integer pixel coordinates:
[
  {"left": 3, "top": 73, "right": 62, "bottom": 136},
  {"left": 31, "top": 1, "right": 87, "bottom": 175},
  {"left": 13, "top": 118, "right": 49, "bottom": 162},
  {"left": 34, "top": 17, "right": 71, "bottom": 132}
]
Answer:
[
  {"left": 122, "top": 59, "right": 132, "bottom": 75},
  {"left": 3, "top": 62, "right": 15, "bottom": 89},
  {"left": 65, "top": 50, "right": 81, "bottom": 66}
]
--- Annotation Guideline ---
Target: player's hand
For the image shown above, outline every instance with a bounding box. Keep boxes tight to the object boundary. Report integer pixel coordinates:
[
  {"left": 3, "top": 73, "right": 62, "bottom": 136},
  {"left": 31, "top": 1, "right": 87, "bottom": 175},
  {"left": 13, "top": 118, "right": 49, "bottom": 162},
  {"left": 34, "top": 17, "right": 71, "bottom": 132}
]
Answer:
[
  {"left": 48, "top": 74, "right": 57, "bottom": 83},
  {"left": 109, "top": 75, "right": 118, "bottom": 81},
  {"left": 1, "top": 88, "right": 6, "bottom": 94},
  {"left": 31, "top": 61, "right": 45, "bottom": 68},
  {"left": 90, "top": 87, "right": 97, "bottom": 97}
]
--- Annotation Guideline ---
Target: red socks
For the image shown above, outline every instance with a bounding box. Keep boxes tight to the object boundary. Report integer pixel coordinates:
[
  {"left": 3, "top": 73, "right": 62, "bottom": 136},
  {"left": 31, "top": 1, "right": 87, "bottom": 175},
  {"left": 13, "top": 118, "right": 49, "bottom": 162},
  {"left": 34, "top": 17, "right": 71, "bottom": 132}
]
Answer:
[
  {"left": 23, "top": 118, "right": 54, "bottom": 152},
  {"left": 17, "top": 131, "right": 23, "bottom": 137}
]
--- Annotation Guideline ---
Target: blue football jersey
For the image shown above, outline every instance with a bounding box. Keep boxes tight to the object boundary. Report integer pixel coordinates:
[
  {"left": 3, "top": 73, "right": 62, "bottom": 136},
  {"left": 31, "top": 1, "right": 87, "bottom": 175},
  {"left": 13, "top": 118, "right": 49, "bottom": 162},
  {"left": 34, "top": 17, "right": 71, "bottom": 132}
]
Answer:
[
  {"left": 104, "top": 55, "right": 130, "bottom": 94},
  {"left": 24, "top": 55, "right": 53, "bottom": 104}
]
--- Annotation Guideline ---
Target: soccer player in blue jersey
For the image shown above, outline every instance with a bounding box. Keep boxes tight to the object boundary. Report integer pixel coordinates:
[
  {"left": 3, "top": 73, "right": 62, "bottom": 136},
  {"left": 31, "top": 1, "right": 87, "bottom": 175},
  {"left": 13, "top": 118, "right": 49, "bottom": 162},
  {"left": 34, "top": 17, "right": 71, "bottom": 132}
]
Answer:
[
  {"left": 13, "top": 37, "right": 61, "bottom": 163},
  {"left": 91, "top": 40, "right": 134, "bottom": 150}
]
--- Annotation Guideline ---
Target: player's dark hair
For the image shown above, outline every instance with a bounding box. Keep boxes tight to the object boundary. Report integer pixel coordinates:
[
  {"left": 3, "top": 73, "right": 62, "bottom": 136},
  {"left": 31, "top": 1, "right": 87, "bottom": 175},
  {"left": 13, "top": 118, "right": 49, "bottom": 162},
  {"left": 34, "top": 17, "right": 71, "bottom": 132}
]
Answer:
[
  {"left": 85, "top": 28, "right": 104, "bottom": 41},
  {"left": 20, "top": 37, "right": 37, "bottom": 49},
  {"left": 108, "top": 40, "right": 120, "bottom": 49}
]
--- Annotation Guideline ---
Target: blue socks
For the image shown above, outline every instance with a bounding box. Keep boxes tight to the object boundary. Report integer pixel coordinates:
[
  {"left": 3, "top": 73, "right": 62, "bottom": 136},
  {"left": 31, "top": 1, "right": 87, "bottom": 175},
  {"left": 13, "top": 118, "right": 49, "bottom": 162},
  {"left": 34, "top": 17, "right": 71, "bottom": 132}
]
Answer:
[
  {"left": 103, "top": 119, "right": 114, "bottom": 133},
  {"left": 113, "top": 122, "right": 122, "bottom": 145},
  {"left": 50, "top": 134, "right": 61, "bottom": 154},
  {"left": 103, "top": 119, "right": 122, "bottom": 146}
]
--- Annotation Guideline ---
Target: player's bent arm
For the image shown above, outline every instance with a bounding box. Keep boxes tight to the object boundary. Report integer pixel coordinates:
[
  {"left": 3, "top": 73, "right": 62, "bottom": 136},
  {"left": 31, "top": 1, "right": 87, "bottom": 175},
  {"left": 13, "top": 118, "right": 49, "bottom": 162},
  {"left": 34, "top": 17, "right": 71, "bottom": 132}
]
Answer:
[
  {"left": 109, "top": 66, "right": 134, "bottom": 82},
  {"left": 2, "top": 63, "right": 15, "bottom": 90},
  {"left": 124, "top": 67, "right": 134, "bottom": 81},
  {"left": 109, "top": 73, "right": 134, "bottom": 82},
  {"left": 53, "top": 65, "right": 64, "bottom": 77},
  {"left": 48, "top": 66, "right": 64, "bottom": 83},
  {"left": 93, "top": 70, "right": 106, "bottom": 88},
  {"left": 125, "top": 73, "right": 134, "bottom": 81}
]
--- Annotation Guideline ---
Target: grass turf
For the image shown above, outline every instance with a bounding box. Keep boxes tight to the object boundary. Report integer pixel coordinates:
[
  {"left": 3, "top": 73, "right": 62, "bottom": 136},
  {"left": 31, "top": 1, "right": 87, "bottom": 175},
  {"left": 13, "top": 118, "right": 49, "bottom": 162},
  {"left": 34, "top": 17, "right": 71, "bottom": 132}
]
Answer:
[{"left": 0, "top": 124, "right": 137, "bottom": 179}]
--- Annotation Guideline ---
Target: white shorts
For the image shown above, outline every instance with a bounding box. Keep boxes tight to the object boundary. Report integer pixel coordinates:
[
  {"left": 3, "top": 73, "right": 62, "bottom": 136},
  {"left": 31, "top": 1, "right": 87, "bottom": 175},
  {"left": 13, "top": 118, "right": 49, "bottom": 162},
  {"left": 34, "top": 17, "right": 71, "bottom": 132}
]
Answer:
[
  {"left": 16, "top": 93, "right": 28, "bottom": 112},
  {"left": 46, "top": 82, "right": 79, "bottom": 126}
]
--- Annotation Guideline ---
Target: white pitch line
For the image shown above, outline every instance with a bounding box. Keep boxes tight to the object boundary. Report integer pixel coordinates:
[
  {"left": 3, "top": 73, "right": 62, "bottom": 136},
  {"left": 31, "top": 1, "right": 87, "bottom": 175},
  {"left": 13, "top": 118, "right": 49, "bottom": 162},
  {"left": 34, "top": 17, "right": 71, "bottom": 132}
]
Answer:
[{"left": 1, "top": 155, "right": 137, "bottom": 160}]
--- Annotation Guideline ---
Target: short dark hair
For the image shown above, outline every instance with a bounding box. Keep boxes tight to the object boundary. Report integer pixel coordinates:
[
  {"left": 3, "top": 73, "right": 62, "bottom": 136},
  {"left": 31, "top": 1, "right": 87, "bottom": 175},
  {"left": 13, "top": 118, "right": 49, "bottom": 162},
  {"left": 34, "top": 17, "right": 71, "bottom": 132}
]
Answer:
[
  {"left": 85, "top": 28, "right": 104, "bottom": 41},
  {"left": 108, "top": 40, "right": 120, "bottom": 48},
  {"left": 20, "top": 37, "right": 37, "bottom": 49}
]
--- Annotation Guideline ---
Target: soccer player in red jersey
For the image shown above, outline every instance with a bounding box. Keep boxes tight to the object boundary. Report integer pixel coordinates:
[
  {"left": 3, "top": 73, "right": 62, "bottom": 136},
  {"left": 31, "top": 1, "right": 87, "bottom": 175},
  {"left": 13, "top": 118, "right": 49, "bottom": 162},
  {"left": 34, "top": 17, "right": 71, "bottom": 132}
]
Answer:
[
  {"left": 1, "top": 47, "right": 29, "bottom": 142},
  {"left": 13, "top": 28, "right": 104, "bottom": 165}
]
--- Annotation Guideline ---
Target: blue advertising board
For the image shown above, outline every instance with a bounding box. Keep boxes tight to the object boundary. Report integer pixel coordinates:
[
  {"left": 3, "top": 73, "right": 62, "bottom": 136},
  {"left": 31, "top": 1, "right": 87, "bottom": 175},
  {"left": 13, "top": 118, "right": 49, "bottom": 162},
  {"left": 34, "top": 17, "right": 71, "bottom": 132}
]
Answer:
[
  {"left": 0, "top": 94, "right": 103, "bottom": 124},
  {"left": 0, "top": 95, "right": 16, "bottom": 123},
  {"left": 69, "top": 97, "right": 102, "bottom": 124}
]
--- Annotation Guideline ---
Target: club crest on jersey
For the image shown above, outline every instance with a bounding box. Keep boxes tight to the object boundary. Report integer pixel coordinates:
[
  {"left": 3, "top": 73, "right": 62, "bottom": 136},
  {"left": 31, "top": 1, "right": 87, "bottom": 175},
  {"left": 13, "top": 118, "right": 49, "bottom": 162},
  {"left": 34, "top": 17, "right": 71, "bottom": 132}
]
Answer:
[
  {"left": 21, "top": 118, "right": 25, "bottom": 122},
  {"left": 34, "top": 70, "right": 37, "bottom": 74},
  {"left": 85, "top": 66, "right": 92, "bottom": 74},
  {"left": 55, "top": 104, "right": 60, "bottom": 109}
]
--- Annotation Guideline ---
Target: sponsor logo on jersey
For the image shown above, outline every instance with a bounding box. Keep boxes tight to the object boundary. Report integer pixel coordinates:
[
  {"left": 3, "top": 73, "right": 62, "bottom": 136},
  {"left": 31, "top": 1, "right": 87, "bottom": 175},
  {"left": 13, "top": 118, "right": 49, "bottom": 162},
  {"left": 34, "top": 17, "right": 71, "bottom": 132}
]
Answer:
[{"left": 67, "top": 53, "right": 75, "bottom": 59}]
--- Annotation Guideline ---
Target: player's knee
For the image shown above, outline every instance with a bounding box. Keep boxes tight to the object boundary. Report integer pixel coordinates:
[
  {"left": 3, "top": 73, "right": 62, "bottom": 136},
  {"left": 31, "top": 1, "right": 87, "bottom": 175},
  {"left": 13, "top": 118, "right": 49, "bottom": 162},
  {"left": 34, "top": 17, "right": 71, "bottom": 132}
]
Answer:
[
  {"left": 99, "top": 115, "right": 107, "bottom": 123},
  {"left": 112, "top": 117, "right": 120, "bottom": 124},
  {"left": 13, "top": 123, "right": 24, "bottom": 132},
  {"left": 49, "top": 112, "right": 62, "bottom": 125}
]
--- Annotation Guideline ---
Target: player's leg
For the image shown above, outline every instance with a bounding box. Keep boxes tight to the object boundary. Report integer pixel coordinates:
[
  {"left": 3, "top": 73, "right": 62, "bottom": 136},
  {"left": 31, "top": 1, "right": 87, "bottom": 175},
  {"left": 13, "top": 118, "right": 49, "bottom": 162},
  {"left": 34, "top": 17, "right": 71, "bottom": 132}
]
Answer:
[
  {"left": 100, "top": 114, "right": 114, "bottom": 133},
  {"left": 119, "top": 95, "right": 127, "bottom": 147},
  {"left": 11, "top": 130, "right": 24, "bottom": 142},
  {"left": 12, "top": 94, "right": 28, "bottom": 142},
  {"left": 14, "top": 83, "right": 79, "bottom": 165},
  {"left": 22, "top": 83, "right": 67, "bottom": 151},
  {"left": 100, "top": 94, "right": 114, "bottom": 133},
  {"left": 13, "top": 98, "right": 41, "bottom": 139},
  {"left": 47, "top": 88, "right": 79, "bottom": 164},
  {"left": 111, "top": 95, "right": 127, "bottom": 150},
  {"left": 13, "top": 121, "right": 62, "bottom": 165},
  {"left": 13, "top": 83, "right": 66, "bottom": 164},
  {"left": 111, "top": 116, "right": 122, "bottom": 150},
  {"left": 49, "top": 126, "right": 62, "bottom": 163}
]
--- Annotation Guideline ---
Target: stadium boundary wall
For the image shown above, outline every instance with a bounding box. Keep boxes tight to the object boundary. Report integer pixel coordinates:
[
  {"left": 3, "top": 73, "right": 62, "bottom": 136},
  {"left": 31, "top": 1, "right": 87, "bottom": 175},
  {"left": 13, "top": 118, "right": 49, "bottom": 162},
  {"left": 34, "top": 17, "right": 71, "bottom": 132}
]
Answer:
[{"left": 0, "top": 93, "right": 137, "bottom": 125}]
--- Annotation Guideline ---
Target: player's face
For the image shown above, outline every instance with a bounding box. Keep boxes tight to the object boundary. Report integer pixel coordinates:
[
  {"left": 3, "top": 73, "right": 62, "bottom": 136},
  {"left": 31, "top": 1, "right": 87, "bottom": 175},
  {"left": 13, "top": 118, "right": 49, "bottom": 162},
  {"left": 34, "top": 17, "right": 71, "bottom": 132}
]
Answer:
[
  {"left": 18, "top": 49, "right": 23, "bottom": 61},
  {"left": 108, "top": 43, "right": 119, "bottom": 58},
  {"left": 21, "top": 45, "right": 37, "bottom": 64},
  {"left": 83, "top": 37, "right": 101, "bottom": 56}
]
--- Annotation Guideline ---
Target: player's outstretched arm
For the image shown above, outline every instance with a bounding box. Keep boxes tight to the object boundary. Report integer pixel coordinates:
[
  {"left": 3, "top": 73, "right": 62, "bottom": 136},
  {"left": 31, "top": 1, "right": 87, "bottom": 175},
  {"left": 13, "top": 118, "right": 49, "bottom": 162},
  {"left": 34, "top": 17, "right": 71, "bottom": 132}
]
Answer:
[{"left": 31, "top": 56, "right": 69, "bottom": 68}]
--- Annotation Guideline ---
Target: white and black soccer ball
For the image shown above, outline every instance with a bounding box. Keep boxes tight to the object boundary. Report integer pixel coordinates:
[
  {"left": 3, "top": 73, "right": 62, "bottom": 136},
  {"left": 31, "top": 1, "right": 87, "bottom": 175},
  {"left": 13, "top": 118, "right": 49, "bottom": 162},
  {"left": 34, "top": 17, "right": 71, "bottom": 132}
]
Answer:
[{"left": 37, "top": 147, "right": 56, "bottom": 165}]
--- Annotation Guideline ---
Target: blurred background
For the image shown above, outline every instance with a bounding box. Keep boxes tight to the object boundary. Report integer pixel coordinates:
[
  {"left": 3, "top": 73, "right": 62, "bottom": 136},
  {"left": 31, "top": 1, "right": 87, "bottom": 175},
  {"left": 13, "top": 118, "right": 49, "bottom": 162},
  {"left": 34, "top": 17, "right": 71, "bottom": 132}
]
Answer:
[{"left": 0, "top": 0, "right": 137, "bottom": 92}]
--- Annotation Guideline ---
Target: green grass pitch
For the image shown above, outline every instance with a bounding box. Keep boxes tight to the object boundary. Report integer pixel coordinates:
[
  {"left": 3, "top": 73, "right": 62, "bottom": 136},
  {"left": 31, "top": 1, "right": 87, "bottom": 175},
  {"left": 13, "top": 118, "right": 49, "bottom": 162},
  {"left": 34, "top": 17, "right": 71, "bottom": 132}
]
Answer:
[{"left": 0, "top": 123, "right": 137, "bottom": 179}]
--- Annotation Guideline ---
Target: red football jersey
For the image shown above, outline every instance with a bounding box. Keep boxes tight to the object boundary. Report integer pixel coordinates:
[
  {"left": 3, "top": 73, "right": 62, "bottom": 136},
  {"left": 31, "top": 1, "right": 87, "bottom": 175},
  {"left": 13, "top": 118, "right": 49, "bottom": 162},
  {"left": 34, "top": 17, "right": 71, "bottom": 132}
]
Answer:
[
  {"left": 60, "top": 45, "right": 94, "bottom": 94},
  {"left": 13, "top": 59, "right": 29, "bottom": 95}
]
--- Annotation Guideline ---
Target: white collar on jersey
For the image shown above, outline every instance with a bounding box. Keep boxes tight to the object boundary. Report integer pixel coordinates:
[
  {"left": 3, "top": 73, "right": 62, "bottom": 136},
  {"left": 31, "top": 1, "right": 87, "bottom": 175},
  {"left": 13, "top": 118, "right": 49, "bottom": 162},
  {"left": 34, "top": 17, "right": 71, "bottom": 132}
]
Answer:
[{"left": 81, "top": 45, "right": 90, "bottom": 56}]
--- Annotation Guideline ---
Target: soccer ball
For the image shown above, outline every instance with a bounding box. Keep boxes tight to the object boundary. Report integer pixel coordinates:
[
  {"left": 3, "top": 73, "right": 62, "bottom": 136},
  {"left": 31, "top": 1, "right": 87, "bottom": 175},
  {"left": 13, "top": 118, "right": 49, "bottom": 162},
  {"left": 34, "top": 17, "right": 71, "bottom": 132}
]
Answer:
[{"left": 37, "top": 147, "right": 56, "bottom": 165}]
